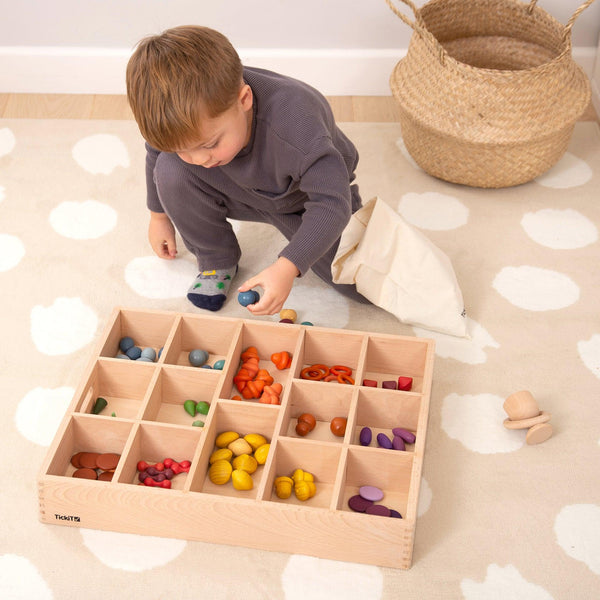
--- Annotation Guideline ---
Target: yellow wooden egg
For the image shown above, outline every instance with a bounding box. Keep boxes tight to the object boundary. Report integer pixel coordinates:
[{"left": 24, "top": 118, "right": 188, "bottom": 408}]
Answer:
[
  {"left": 215, "top": 431, "right": 239, "bottom": 448},
  {"left": 228, "top": 438, "right": 253, "bottom": 456},
  {"left": 294, "top": 480, "right": 316, "bottom": 501},
  {"left": 244, "top": 433, "right": 268, "bottom": 451},
  {"left": 231, "top": 469, "right": 253, "bottom": 491},
  {"left": 279, "top": 309, "right": 297, "bottom": 322},
  {"left": 274, "top": 476, "right": 294, "bottom": 499},
  {"left": 232, "top": 453, "right": 258, "bottom": 474},
  {"left": 208, "top": 459, "right": 233, "bottom": 485},
  {"left": 253, "top": 443, "right": 270, "bottom": 465},
  {"left": 209, "top": 448, "right": 233, "bottom": 465}
]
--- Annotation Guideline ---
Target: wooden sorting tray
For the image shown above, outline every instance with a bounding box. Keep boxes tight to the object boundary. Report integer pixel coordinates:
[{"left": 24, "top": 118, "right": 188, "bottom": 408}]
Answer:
[{"left": 38, "top": 307, "right": 435, "bottom": 569}]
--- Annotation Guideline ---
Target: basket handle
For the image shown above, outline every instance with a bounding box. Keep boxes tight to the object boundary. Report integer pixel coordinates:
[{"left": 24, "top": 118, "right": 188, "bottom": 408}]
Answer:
[
  {"left": 385, "top": 0, "right": 421, "bottom": 30},
  {"left": 527, "top": 0, "right": 597, "bottom": 42},
  {"left": 385, "top": 0, "right": 448, "bottom": 64}
]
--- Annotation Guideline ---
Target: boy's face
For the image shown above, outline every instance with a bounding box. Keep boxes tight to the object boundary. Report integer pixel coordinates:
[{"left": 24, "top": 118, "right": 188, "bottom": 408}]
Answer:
[{"left": 176, "top": 84, "right": 253, "bottom": 168}]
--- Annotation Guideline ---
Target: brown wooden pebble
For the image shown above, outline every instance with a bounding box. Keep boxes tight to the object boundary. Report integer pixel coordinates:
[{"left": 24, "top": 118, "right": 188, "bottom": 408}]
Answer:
[
  {"left": 97, "top": 471, "right": 114, "bottom": 482},
  {"left": 72, "top": 467, "right": 98, "bottom": 480},
  {"left": 79, "top": 452, "right": 101, "bottom": 469},
  {"left": 70, "top": 452, "right": 84, "bottom": 468},
  {"left": 526, "top": 422, "right": 553, "bottom": 445},
  {"left": 96, "top": 453, "right": 120, "bottom": 471}
]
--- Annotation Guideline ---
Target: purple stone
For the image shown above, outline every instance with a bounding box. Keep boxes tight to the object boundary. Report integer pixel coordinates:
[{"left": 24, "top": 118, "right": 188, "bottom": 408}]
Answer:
[
  {"left": 359, "top": 485, "right": 384, "bottom": 502},
  {"left": 164, "top": 468, "right": 175, "bottom": 480},
  {"left": 389, "top": 509, "right": 403, "bottom": 519},
  {"left": 382, "top": 380, "right": 397, "bottom": 390},
  {"left": 138, "top": 470, "right": 147, "bottom": 482},
  {"left": 365, "top": 504, "right": 391, "bottom": 517},
  {"left": 392, "top": 436, "right": 406, "bottom": 451},
  {"left": 359, "top": 427, "right": 372, "bottom": 446},
  {"left": 376, "top": 433, "right": 393, "bottom": 449},
  {"left": 146, "top": 466, "right": 159, "bottom": 476},
  {"left": 154, "top": 473, "right": 166, "bottom": 482},
  {"left": 392, "top": 427, "right": 416, "bottom": 444},
  {"left": 348, "top": 494, "right": 373, "bottom": 513}
]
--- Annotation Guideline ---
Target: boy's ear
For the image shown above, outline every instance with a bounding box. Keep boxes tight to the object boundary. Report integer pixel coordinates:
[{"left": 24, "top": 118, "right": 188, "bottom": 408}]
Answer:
[{"left": 239, "top": 84, "right": 253, "bottom": 111}]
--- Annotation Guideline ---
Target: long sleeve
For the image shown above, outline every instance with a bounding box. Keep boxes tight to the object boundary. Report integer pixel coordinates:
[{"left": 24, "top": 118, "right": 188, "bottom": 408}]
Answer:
[
  {"left": 145, "top": 142, "right": 164, "bottom": 213},
  {"left": 277, "top": 138, "right": 355, "bottom": 276}
]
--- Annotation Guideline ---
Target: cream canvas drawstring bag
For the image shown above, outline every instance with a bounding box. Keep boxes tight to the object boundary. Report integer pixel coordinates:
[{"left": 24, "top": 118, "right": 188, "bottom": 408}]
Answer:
[{"left": 332, "top": 197, "right": 467, "bottom": 337}]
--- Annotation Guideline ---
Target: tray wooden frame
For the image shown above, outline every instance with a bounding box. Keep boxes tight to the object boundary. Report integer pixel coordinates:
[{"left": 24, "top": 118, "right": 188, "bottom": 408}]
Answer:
[{"left": 38, "top": 307, "right": 435, "bottom": 569}]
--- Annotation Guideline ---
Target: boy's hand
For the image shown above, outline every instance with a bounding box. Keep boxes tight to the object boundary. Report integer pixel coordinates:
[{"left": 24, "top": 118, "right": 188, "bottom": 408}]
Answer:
[
  {"left": 149, "top": 211, "right": 177, "bottom": 259},
  {"left": 239, "top": 257, "right": 300, "bottom": 315}
]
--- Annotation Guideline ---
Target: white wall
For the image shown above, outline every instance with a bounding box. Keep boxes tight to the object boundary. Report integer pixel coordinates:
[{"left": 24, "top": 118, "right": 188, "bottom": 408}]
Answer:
[{"left": 0, "top": 0, "right": 599, "bottom": 96}]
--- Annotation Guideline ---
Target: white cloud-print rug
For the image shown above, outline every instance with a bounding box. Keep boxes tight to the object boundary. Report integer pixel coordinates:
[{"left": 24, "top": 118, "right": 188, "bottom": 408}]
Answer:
[{"left": 1, "top": 118, "right": 599, "bottom": 600}]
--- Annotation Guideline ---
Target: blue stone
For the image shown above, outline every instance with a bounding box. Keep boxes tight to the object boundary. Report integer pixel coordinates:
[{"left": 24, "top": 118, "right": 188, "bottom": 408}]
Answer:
[
  {"left": 119, "top": 336, "right": 135, "bottom": 352},
  {"left": 188, "top": 349, "right": 209, "bottom": 367},
  {"left": 126, "top": 345, "right": 142, "bottom": 360},
  {"left": 238, "top": 290, "right": 260, "bottom": 306},
  {"left": 140, "top": 347, "right": 157, "bottom": 362}
]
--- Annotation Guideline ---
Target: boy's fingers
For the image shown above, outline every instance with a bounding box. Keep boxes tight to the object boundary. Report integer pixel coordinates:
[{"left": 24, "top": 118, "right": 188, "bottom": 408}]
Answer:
[
  {"left": 238, "top": 278, "right": 259, "bottom": 293},
  {"left": 162, "top": 240, "right": 177, "bottom": 258}
]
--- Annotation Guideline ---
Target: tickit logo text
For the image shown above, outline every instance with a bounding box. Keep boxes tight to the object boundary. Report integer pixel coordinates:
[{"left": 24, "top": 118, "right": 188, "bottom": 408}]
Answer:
[{"left": 54, "top": 514, "right": 80, "bottom": 522}]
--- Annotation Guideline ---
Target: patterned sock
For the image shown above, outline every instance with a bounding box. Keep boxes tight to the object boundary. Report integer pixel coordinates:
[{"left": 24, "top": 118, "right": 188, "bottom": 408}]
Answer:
[{"left": 187, "top": 266, "right": 238, "bottom": 311}]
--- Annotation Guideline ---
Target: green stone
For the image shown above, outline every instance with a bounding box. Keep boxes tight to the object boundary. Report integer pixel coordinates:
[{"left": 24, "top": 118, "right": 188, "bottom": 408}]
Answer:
[
  {"left": 92, "top": 397, "right": 108, "bottom": 415},
  {"left": 183, "top": 399, "right": 197, "bottom": 417},
  {"left": 196, "top": 400, "right": 210, "bottom": 415}
]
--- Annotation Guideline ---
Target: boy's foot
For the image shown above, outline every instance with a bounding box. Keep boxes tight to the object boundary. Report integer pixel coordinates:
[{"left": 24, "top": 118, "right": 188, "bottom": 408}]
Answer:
[{"left": 187, "top": 266, "right": 238, "bottom": 311}]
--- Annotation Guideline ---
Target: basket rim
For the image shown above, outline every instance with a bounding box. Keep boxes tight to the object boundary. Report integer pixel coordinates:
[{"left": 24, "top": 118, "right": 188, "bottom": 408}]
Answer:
[{"left": 390, "top": 0, "right": 590, "bottom": 70}]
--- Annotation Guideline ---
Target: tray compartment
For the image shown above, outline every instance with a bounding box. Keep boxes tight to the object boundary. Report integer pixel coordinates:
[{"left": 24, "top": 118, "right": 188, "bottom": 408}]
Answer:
[
  {"left": 295, "top": 328, "right": 366, "bottom": 385},
  {"left": 98, "top": 308, "right": 177, "bottom": 361},
  {"left": 219, "top": 321, "right": 301, "bottom": 401},
  {"left": 161, "top": 314, "right": 240, "bottom": 368},
  {"left": 43, "top": 414, "right": 132, "bottom": 479},
  {"left": 338, "top": 445, "right": 415, "bottom": 519},
  {"left": 362, "top": 335, "right": 431, "bottom": 393},
  {"left": 190, "top": 401, "right": 279, "bottom": 499},
  {"left": 280, "top": 380, "right": 356, "bottom": 444},
  {"left": 75, "top": 359, "right": 156, "bottom": 419},
  {"left": 142, "top": 365, "right": 217, "bottom": 427},
  {"left": 264, "top": 437, "right": 343, "bottom": 509},
  {"left": 120, "top": 422, "right": 202, "bottom": 490},
  {"left": 352, "top": 388, "right": 421, "bottom": 451}
]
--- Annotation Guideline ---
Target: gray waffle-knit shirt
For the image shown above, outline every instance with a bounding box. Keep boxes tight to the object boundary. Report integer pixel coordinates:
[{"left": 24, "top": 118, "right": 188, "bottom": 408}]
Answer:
[{"left": 145, "top": 66, "right": 362, "bottom": 277}]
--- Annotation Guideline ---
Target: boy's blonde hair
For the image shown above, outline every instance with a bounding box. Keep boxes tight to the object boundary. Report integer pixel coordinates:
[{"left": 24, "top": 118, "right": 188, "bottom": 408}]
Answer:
[{"left": 126, "top": 25, "right": 243, "bottom": 152}]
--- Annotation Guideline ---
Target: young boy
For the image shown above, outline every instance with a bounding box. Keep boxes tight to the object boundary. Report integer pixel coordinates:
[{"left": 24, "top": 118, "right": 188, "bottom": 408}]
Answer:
[{"left": 126, "top": 25, "right": 368, "bottom": 315}]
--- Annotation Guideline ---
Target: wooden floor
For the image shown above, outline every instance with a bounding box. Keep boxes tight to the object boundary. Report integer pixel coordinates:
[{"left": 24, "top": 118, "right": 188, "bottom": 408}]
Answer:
[{"left": 0, "top": 93, "right": 597, "bottom": 123}]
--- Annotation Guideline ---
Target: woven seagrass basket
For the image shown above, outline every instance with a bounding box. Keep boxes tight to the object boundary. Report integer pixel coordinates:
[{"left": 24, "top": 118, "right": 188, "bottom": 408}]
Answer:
[{"left": 387, "top": 0, "right": 596, "bottom": 188}]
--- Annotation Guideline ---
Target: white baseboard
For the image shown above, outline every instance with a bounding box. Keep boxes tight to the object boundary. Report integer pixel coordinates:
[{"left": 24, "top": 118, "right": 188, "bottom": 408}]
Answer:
[{"left": 0, "top": 45, "right": 597, "bottom": 97}]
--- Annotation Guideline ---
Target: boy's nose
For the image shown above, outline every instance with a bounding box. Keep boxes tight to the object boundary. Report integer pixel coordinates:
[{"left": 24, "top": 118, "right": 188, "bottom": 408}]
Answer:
[{"left": 178, "top": 149, "right": 210, "bottom": 166}]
